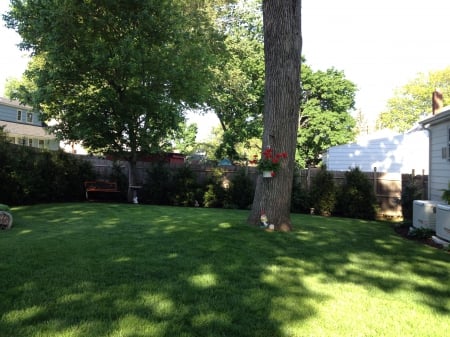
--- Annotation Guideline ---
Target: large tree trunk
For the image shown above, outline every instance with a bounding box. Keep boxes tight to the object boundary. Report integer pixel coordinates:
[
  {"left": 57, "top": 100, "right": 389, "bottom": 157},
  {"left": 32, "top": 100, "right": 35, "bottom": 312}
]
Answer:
[{"left": 247, "top": 0, "right": 302, "bottom": 231}]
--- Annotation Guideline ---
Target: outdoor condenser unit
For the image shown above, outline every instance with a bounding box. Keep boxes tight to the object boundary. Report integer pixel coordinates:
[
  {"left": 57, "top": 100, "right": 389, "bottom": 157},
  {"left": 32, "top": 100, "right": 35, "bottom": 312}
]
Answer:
[
  {"left": 412, "top": 200, "right": 438, "bottom": 230},
  {"left": 435, "top": 204, "right": 450, "bottom": 241}
]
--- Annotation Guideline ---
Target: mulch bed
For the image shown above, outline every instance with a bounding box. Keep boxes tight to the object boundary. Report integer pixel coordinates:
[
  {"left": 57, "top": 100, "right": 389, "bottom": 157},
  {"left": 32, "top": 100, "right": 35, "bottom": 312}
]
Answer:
[{"left": 394, "top": 224, "right": 448, "bottom": 252}]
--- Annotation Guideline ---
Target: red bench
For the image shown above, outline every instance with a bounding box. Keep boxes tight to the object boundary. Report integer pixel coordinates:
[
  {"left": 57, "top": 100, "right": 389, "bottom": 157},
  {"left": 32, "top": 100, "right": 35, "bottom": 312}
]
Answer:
[{"left": 84, "top": 181, "right": 120, "bottom": 200}]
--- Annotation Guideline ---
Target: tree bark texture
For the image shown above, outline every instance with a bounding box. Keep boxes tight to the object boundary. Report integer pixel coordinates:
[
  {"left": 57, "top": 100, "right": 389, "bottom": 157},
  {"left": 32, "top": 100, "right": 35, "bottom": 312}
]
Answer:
[{"left": 248, "top": 0, "right": 302, "bottom": 231}]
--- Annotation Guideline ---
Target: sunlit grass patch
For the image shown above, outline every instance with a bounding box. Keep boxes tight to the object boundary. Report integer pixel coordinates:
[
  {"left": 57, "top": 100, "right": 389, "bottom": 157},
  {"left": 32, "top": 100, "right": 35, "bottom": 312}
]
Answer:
[{"left": 1, "top": 203, "right": 449, "bottom": 337}]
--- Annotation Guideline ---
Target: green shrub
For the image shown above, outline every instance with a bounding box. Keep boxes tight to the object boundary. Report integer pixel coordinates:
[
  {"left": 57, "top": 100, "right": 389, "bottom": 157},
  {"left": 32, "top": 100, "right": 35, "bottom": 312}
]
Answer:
[
  {"left": 0, "top": 134, "right": 94, "bottom": 205},
  {"left": 171, "top": 166, "right": 200, "bottom": 207},
  {"left": 337, "top": 167, "right": 378, "bottom": 220},
  {"left": 141, "top": 163, "right": 173, "bottom": 205},
  {"left": 408, "top": 227, "right": 434, "bottom": 239},
  {"left": 309, "top": 168, "right": 336, "bottom": 216},
  {"left": 290, "top": 169, "right": 311, "bottom": 214},
  {"left": 227, "top": 169, "right": 254, "bottom": 209},
  {"left": 401, "top": 181, "right": 424, "bottom": 222},
  {"left": 203, "top": 168, "right": 227, "bottom": 208}
]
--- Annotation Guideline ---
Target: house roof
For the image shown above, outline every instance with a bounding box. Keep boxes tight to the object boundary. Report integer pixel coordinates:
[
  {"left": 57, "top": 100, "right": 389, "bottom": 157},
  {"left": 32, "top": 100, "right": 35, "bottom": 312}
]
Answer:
[
  {"left": 419, "top": 106, "right": 450, "bottom": 126},
  {"left": 0, "top": 120, "right": 55, "bottom": 140},
  {"left": 0, "top": 96, "right": 32, "bottom": 110}
]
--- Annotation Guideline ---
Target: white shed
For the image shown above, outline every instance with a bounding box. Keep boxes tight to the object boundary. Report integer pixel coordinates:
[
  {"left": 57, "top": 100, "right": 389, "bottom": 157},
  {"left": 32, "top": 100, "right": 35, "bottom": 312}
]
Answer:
[{"left": 324, "top": 128, "right": 429, "bottom": 174}]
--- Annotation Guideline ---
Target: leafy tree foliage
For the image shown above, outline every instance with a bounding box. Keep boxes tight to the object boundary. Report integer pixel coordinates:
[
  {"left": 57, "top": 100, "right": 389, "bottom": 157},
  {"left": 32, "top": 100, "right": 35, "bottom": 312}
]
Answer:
[
  {"left": 208, "top": 0, "right": 356, "bottom": 167},
  {"left": 208, "top": 0, "right": 264, "bottom": 160},
  {"left": 377, "top": 67, "right": 450, "bottom": 132},
  {"left": 298, "top": 65, "right": 357, "bottom": 168},
  {"left": 172, "top": 122, "right": 199, "bottom": 155},
  {"left": 4, "top": 0, "right": 223, "bottom": 194}
]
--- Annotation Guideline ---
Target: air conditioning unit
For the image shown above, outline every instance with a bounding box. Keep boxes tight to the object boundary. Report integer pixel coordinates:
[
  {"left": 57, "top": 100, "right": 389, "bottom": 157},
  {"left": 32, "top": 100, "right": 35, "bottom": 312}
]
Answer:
[
  {"left": 436, "top": 204, "right": 450, "bottom": 241},
  {"left": 412, "top": 200, "right": 438, "bottom": 230}
]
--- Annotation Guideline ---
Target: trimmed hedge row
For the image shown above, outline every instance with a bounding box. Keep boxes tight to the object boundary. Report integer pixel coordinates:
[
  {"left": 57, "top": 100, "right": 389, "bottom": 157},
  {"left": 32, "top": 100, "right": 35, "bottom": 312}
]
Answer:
[
  {"left": 2, "top": 131, "right": 392, "bottom": 220},
  {"left": 0, "top": 141, "right": 95, "bottom": 205}
]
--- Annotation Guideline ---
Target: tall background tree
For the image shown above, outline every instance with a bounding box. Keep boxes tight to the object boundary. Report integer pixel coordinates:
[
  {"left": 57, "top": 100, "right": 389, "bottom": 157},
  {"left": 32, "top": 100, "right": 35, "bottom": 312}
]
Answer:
[
  {"left": 207, "top": 0, "right": 356, "bottom": 168},
  {"left": 298, "top": 65, "right": 356, "bottom": 168},
  {"left": 247, "top": 0, "right": 302, "bottom": 231},
  {"left": 4, "top": 0, "right": 225, "bottom": 200},
  {"left": 377, "top": 66, "right": 450, "bottom": 132},
  {"left": 207, "top": 0, "right": 265, "bottom": 160}
]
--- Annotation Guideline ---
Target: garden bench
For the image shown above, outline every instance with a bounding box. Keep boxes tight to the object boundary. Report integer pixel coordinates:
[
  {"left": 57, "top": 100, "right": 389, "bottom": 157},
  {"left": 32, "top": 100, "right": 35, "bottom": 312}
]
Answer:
[{"left": 84, "top": 180, "right": 120, "bottom": 201}]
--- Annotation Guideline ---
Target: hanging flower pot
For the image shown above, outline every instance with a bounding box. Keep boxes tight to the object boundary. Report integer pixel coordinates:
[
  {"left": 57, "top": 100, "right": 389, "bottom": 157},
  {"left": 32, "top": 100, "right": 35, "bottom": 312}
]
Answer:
[
  {"left": 263, "top": 171, "right": 274, "bottom": 178},
  {"left": 249, "top": 147, "right": 288, "bottom": 178}
]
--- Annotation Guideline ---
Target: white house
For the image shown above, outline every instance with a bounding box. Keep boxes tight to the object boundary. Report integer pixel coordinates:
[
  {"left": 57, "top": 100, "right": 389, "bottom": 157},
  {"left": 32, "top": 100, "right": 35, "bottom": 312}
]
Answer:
[
  {"left": 324, "top": 128, "right": 429, "bottom": 174},
  {"left": 419, "top": 105, "right": 450, "bottom": 201},
  {"left": 418, "top": 105, "right": 450, "bottom": 244}
]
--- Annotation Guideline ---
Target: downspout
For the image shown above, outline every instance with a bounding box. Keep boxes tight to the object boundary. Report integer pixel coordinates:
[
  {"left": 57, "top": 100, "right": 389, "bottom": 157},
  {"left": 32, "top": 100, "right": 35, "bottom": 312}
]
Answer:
[{"left": 422, "top": 124, "right": 432, "bottom": 200}]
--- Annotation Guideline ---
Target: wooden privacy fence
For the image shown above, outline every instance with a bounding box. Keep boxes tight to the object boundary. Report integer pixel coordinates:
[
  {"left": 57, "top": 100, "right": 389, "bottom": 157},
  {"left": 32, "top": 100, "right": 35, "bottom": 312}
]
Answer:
[{"left": 82, "top": 156, "right": 427, "bottom": 219}]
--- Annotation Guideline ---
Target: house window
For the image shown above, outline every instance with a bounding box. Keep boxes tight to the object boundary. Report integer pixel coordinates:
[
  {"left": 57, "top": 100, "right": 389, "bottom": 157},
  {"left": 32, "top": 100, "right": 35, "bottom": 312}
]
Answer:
[
  {"left": 27, "top": 112, "right": 33, "bottom": 123},
  {"left": 28, "top": 138, "right": 33, "bottom": 147},
  {"left": 38, "top": 139, "right": 45, "bottom": 148},
  {"left": 17, "top": 110, "right": 22, "bottom": 121}
]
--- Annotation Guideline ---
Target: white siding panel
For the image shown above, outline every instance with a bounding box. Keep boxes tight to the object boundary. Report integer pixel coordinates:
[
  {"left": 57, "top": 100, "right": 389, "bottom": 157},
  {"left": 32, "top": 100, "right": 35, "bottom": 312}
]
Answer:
[
  {"left": 429, "top": 122, "right": 450, "bottom": 201},
  {"left": 325, "top": 130, "right": 429, "bottom": 174}
]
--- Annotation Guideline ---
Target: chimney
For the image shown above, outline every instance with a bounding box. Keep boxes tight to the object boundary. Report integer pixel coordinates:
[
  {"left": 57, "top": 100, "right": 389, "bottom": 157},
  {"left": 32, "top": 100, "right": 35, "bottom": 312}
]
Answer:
[{"left": 432, "top": 89, "right": 444, "bottom": 115}]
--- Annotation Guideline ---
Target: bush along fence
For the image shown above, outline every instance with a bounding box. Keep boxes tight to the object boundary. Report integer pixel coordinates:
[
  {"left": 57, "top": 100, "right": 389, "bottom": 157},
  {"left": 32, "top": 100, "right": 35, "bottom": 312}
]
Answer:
[
  {"left": 83, "top": 156, "right": 426, "bottom": 220},
  {"left": 295, "top": 167, "right": 427, "bottom": 220},
  {"left": 0, "top": 143, "right": 427, "bottom": 221}
]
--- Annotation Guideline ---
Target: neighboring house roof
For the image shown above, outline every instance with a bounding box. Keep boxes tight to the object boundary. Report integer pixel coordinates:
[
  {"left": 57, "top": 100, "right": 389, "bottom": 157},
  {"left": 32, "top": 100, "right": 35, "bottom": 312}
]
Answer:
[
  {"left": 0, "top": 120, "right": 55, "bottom": 140},
  {"left": 0, "top": 96, "right": 30, "bottom": 110},
  {"left": 419, "top": 106, "right": 450, "bottom": 126}
]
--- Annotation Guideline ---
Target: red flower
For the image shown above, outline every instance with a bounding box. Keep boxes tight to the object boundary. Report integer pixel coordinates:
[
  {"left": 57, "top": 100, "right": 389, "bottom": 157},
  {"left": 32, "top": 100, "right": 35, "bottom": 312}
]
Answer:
[{"left": 250, "top": 147, "right": 288, "bottom": 174}]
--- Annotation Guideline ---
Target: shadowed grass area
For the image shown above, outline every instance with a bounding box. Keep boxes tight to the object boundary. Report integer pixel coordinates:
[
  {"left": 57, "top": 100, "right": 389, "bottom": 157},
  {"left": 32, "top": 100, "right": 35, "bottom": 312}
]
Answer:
[{"left": 0, "top": 203, "right": 449, "bottom": 337}]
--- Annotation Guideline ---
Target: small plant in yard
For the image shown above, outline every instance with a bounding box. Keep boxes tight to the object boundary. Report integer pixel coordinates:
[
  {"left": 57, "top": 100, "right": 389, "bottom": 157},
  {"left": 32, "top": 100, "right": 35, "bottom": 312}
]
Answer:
[
  {"left": 441, "top": 181, "right": 450, "bottom": 203},
  {"left": 408, "top": 227, "right": 435, "bottom": 239},
  {"left": 250, "top": 147, "right": 288, "bottom": 176}
]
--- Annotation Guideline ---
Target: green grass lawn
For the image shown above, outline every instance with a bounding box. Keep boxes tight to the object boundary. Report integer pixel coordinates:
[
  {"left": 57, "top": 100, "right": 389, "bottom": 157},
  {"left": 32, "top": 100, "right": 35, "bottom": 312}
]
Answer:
[{"left": 1, "top": 203, "right": 449, "bottom": 337}]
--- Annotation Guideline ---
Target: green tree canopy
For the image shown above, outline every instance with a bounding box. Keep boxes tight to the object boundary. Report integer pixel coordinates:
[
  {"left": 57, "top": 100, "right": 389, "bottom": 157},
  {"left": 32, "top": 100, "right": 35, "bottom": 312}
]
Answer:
[
  {"left": 207, "top": 1, "right": 356, "bottom": 167},
  {"left": 298, "top": 65, "right": 357, "bottom": 168},
  {"left": 207, "top": 0, "right": 264, "bottom": 160},
  {"left": 377, "top": 66, "right": 450, "bottom": 132},
  {"left": 4, "top": 0, "right": 224, "bottom": 192}
]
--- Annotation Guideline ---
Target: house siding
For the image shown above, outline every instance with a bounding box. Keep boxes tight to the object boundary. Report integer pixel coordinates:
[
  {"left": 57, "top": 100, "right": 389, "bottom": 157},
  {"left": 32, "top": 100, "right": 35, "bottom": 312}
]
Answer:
[
  {"left": 419, "top": 107, "right": 450, "bottom": 202},
  {"left": 0, "top": 98, "right": 42, "bottom": 126},
  {"left": 0, "top": 97, "right": 60, "bottom": 151},
  {"left": 324, "top": 130, "right": 429, "bottom": 174},
  {"left": 428, "top": 122, "right": 450, "bottom": 201}
]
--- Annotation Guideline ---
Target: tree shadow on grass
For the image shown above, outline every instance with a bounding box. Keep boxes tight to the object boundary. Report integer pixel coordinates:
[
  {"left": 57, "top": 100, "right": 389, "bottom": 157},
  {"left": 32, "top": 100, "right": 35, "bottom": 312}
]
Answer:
[
  {"left": 290, "top": 215, "right": 450, "bottom": 315},
  {"left": 1, "top": 204, "right": 449, "bottom": 336},
  {"left": 1, "top": 203, "right": 323, "bottom": 337}
]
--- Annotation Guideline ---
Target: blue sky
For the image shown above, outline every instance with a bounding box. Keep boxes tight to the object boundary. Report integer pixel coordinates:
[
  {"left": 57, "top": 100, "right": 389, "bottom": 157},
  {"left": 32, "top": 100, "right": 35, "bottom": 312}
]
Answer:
[{"left": 2, "top": 0, "right": 450, "bottom": 137}]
